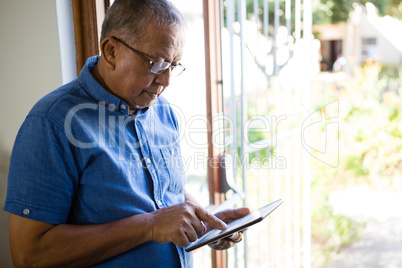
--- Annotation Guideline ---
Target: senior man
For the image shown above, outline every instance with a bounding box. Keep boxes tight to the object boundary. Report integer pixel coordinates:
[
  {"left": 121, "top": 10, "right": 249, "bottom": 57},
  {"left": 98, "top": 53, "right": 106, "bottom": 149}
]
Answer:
[{"left": 4, "top": 0, "right": 249, "bottom": 267}]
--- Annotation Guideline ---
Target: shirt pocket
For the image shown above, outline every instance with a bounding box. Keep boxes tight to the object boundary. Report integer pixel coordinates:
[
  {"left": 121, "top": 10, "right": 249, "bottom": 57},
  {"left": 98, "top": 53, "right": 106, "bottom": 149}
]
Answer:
[{"left": 160, "top": 146, "right": 186, "bottom": 194}]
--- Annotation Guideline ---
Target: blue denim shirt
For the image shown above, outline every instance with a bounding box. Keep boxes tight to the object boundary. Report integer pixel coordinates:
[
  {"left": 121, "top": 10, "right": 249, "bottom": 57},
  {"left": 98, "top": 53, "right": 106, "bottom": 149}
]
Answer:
[{"left": 4, "top": 56, "right": 193, "bottom": 267}]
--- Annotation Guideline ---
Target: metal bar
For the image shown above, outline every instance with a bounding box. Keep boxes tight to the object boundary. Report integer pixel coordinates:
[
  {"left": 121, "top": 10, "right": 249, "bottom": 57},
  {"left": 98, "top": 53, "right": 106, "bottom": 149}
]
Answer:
[
  {"left": 303, "top": 135, "right": 312, "bottom": 268},
  {"left": 285, "top": 139, "right": 292, "bottom": 267},
  {"left": 302, "top": 0, "right": 313, "bottom": 265},
  {"left": 238, "top": 0, "right": 248, "bottom": 266},
  {"left": 295, "top": 0, "right": 301, "bottom": 41},
  {"left": 286, "top": 0, "right": 291, "bottom": 35},
  {"left": 286, "top": 0, "right": 292, "bottom": 114},
  {"left": 274, "top": 0, "right": 280, "bottom": 76},
  {"left": 294, "top": 0, "right": 302, "bottom": 110},
  {"left": 274, "top": 141, "right": 281, "bottom": 267},
  {"left": 263, "top": 0, "right": 269, "bottom": 38},
  {"left": 265, "top": 146, "right": 272, "bottom": 268},
  {"left": 263, "top": 0, "right": 270, "bottom": 92},
  {"left": 294, "top": 138, "right": 301, "bottom": 268},
  {"left": 225, "top": 2, "right": 239, "bottom": 266},
  {"left": 253, "top": 0, "right": 259, "bottom": 128},
  {"left": 274, "top": 0, "right": 281, "bottom": 113},
  {"left": 227, "top": 0, "right": 237, "bottom": 186},
  {"left": 254, "top": 0, "right": 259, "bottom": 25}
]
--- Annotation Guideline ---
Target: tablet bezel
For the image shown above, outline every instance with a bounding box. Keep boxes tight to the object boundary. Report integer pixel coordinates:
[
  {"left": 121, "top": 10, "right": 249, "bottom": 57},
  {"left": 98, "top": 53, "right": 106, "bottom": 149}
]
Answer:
[{"left": 185, "top": 199, "right": 283, "bottom": 252}]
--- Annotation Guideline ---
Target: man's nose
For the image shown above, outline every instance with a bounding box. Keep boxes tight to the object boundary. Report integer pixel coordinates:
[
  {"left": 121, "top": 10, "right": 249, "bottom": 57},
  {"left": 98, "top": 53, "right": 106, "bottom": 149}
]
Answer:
[{"left": 154, "top": 68, "right": 171, "bottom": 87}]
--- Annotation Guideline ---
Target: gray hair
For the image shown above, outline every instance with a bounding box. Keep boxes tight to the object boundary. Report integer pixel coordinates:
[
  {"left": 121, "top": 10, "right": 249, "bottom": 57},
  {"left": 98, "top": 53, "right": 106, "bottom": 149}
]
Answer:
[{"left": 100, "top": 0, "right": 185, "bottom": 43}]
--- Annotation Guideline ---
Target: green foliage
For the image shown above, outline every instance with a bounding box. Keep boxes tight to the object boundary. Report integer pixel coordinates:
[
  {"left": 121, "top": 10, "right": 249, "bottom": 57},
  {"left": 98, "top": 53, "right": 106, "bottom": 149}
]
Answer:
[
  {"left": 313, "top": 61, "right": 402, "bottom": 180},
  {"left": 311, "top": 170, "right": 365, "bottom": 267},
  {"left": 246, "top": 128, "right": 270, "bottom": 162},
  {"left": 312, "top": 195, "right": 363, "bottom": 245},
  {"left": 313, "top": 0, "right": 401, "bottom": 24},
  {"left": 247, "top": 127, "right": 268, "bottom": 144},
  {"left": 344, "top": 154, "right": 369, "bottom": 177},
  {"left": 321, "top": 0, "right": 353, "bottom": 24},
  {"left": 312, "top": 0, "right": 334, "bottom": 25},
  {"left": 388, "top": 0, "right": 402, "bottom": 19},
  {"left": 379, "top": 64, "right": 400, "bottom": 79},
  {"left": 310, "top": 61, "right": 402, "bottom": 266}
]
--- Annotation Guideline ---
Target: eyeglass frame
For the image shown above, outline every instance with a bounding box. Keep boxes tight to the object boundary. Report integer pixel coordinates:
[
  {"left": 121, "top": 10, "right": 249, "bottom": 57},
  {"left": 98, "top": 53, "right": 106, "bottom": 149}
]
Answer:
[{"left": 111, "top": 36, "right": 186, "bottom": 76}]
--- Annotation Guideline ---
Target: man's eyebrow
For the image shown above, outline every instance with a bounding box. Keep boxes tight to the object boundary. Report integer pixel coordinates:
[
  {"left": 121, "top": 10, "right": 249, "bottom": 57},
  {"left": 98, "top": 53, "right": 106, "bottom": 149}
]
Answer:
[
  {"left": 153, "top": 47, "right": 183, "bottom": 63},
  {"left": 154, "top": 53, "right": 182, "bottom": 64},
  {"left": 142, "top": 50, "right": 166, "bottom": 62}
]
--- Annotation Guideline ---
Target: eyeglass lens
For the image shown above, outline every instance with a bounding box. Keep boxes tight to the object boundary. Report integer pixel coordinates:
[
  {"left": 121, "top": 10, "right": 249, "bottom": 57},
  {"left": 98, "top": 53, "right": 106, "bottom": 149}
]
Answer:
[{"left": 150, "top": 62, "right": 185, "bottom": 76}]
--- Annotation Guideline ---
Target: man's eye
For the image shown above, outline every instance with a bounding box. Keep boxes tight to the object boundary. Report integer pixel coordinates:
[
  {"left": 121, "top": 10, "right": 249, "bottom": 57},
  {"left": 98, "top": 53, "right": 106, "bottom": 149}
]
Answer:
[{"left": 171, "top": 62, "right": 180, "bottom": 67}]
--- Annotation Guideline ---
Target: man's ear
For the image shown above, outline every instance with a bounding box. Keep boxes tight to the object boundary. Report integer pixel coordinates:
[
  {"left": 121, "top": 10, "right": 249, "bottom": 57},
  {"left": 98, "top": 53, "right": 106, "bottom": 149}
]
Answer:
[{"left": 100, "top": 37, "right": 117, "bottom": 70}]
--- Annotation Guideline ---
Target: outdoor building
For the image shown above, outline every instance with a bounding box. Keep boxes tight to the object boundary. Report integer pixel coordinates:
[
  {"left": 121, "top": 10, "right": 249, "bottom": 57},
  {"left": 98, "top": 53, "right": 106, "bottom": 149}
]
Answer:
[{"left": 315, "top": 3, "right": 402, "bottom": 72}]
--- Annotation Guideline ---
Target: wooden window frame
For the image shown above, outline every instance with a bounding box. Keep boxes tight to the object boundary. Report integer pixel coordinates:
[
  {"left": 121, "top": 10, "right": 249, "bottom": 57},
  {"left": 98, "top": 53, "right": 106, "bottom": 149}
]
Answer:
[
  {"left": 203, "top": 0, "right": 226, "bottom": 267},
  {"left": 71, "top": 0, "right": 100, "bottom": 75}
]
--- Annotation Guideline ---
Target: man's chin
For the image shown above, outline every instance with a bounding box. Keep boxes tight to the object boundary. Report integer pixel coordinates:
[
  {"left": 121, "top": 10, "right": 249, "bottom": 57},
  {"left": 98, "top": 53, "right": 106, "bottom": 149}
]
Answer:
[{"left": 131, "top": 99, "right": 157, "bottom": 111}]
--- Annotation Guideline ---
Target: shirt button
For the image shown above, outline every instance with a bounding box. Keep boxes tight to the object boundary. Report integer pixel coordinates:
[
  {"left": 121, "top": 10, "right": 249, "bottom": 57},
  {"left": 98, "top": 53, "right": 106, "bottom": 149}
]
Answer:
[
  {"left": 157, "top": 201, "right": 162, "bottom": 206},
  {"left": 120, "top": 104, "right": 127, "bottom": 110},
  {"left": 171, "top": 150, "right": 175, "bottom": 156},
  {"left": 108, "top": 105, "right": 116, "bottom": 111},
  {"left": 23, "top": 209, "right": 30, "bottom": 215},
  {"left": 146, "top": 158, "right": 151, "bottom": 164}
]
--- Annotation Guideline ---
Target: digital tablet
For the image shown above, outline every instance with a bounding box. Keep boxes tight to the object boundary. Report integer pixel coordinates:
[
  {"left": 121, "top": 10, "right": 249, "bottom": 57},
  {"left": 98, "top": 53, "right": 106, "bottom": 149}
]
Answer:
[{"left": 185, "top": 199, "right": 283, "bottom": 252}]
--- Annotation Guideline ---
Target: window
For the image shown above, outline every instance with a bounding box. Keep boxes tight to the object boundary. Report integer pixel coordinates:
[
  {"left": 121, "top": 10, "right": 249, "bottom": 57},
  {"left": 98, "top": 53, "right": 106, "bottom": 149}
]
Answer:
[{"left": 362, "top": 38, "right": 377, "bottom": 62}]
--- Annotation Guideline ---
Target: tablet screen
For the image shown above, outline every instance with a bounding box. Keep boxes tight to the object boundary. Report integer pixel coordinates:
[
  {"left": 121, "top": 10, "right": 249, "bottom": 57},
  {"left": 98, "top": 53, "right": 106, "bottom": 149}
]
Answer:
[{"left": 185, "top": 199, "right": 282, "bottom": 252}]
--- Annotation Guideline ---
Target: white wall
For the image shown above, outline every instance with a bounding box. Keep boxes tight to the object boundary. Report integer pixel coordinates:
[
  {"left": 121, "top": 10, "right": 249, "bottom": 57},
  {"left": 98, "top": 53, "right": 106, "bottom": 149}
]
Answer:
[
  {"left": 359, "top": 14, "right": 402, "bottom": 65},
  {"left": 0, "top": 1, "right": 61, "bottom": 266}
]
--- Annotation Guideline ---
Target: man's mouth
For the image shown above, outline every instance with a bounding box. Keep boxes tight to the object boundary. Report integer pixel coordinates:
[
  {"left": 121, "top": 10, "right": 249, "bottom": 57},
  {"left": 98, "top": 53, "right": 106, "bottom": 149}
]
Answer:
[{"left": 145, "top": 90, "right": 159, "bottom": 99}]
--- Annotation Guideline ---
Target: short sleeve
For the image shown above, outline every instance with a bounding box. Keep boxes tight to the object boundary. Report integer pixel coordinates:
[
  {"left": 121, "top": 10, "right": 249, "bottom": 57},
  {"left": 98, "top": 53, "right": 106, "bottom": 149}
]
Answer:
[{"left": 3, "top": 114, "right": 79, "bottom": 224}]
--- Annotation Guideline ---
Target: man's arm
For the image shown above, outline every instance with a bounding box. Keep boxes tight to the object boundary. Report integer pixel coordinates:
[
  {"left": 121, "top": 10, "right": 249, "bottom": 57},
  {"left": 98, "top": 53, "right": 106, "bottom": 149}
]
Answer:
[
  {"left": 9, "top": 212, "right": 152, "bottom": 268},
  {"left": 9, "top": 201, "right": 227, "bottom": 268}
]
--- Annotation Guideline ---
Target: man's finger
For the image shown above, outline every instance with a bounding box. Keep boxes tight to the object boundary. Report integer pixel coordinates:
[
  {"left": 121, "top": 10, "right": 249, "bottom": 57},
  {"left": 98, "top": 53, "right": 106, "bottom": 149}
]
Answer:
[
  {"left": 195, "top": 207, "right": 227, "bottom": 230},
  {"left": 215, "top": 207, "right": 250, "bottom": 222},
  {"left": 226, "top": 232, "right": 243, "bottom": 243}
]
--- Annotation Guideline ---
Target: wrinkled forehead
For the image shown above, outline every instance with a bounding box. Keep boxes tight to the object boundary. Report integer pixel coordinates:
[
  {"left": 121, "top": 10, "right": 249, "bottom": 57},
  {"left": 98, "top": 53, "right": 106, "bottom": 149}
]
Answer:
[
  {"left": 138, "top": 24, "right": 186, "bottom": 58},
  {"left": 145, "top": 23, "right": 185, "bottom": 41}
]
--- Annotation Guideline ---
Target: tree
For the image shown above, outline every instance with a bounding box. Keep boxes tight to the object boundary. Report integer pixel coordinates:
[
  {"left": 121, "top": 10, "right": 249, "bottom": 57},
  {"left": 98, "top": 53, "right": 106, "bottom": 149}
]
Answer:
[{"left": 314, "top": 0, "right": 402, "bottom": 25}]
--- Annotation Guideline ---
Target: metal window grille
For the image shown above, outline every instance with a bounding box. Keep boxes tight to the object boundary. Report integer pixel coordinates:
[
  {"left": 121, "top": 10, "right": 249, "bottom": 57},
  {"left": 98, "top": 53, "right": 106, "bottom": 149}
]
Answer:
[{"left": 208, "top": 0, "right": 314, "bottom": 267}]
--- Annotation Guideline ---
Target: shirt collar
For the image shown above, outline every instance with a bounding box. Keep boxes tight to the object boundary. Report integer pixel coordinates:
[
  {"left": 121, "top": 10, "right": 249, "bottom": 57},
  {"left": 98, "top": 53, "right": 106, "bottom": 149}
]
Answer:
[{"left": 78, "top": 56, "right": 132, "bottom": 115}]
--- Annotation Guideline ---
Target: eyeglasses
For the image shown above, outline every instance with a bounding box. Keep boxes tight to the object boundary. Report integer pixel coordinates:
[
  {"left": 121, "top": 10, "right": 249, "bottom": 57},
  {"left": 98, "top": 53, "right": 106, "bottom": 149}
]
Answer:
[{"left": 112, "top": 36, "right": 186, "bottom": 77}]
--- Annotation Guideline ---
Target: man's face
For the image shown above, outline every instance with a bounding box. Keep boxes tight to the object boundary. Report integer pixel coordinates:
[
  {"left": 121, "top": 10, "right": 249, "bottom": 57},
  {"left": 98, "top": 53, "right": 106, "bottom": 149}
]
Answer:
[{"left": 109, "top": 24, "right": 185, "bottom": 112}]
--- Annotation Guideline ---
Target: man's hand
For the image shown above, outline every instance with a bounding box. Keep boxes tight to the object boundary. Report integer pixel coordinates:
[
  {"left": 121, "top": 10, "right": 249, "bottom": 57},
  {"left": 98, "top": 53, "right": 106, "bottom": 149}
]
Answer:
[
  {"left": 149, "top": 201, "right": 228, "bottom": 247},
  {"left": 204, "top": 207, "right": 251, "bottom": 250}
]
